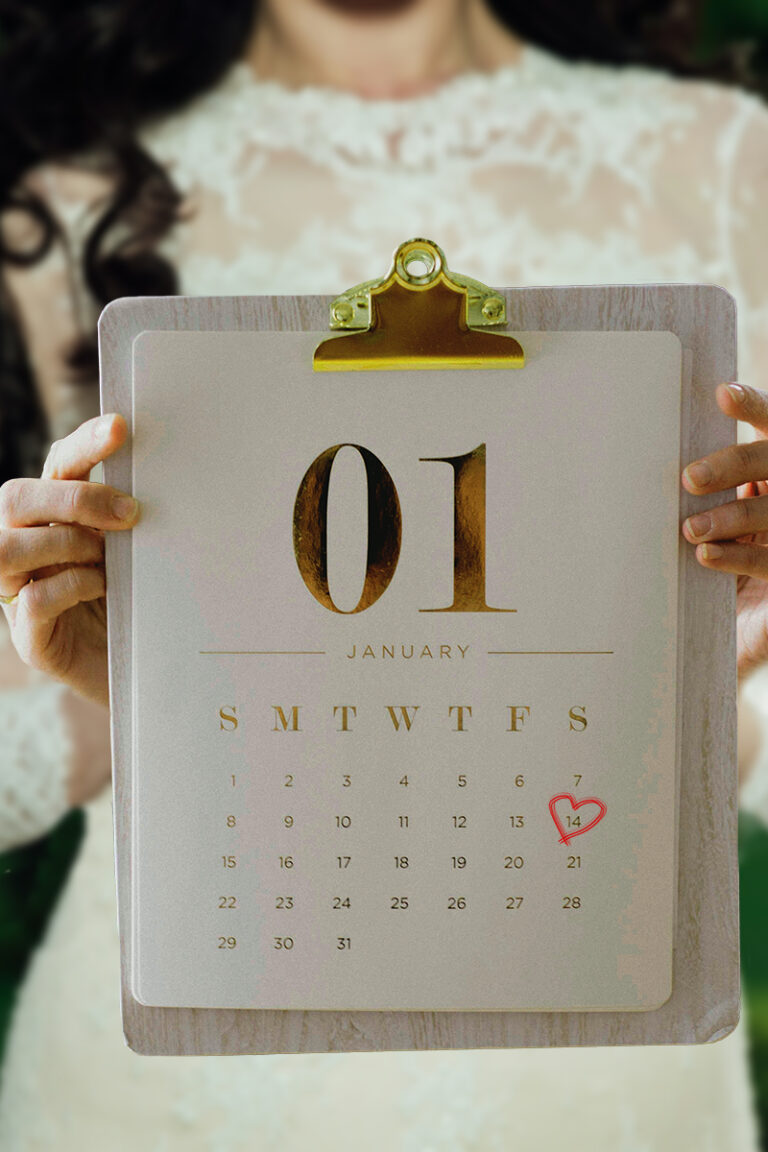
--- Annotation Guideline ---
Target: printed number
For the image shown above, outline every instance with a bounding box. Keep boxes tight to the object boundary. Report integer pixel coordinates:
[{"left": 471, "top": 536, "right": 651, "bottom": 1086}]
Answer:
[
  {"left": 284, "top": 815, "right": 294, "bottom": 828},
  {"left": 274, "top": 937, "right": 294, "bottom": 949},
  {"left": 394, "top": 856, "right": 409, "bottom": 868},
  {"left": 506, "top": 897, "right": 524, "bottom": 910},
  {"left": 451, "top": 856, "right": 467, "bottom": 869},
  {"left": 391, "top": 896, "right": 409, "bottom": 909},
  {"left": 573, "top": 774, "right": 582, "bottom": 787},
  {"left": 342, "top": 775, "right": 352, "bottom": 787},
  {"left": 275, "top": 896, "right": 294, "bottom": 909},
  {"left": 447, "top": 896, "right": 466, "bottom": 909},
  {"left": 231, "top": 774, "right": 236, "bottom": 787},
  {"left": 565, "top": 815, "right": 581, "bottom": 828},
  {"left": 226, "top": 815, "right": 236, "bottom": 827},
  {"left": 217, "top": 937, "right": 237, "bottom": 949},
  {"left": 400, "top": 775, "right": 409, "bottom": 787},
  {"left": 284, "top": 774, "right": 294, "bottom": 787},
  {"left": 337, "top": 856, "right": 351, "bottom": 868},
  {"left": 335, "top": 815, "right": 351, "bottom": 828},
  {"left": 457, "top": 774, "right": 467, "bottom": 787},
  {"left": 221, "top": 855, "right": 237, "bottom": 868},
  {"left": 332, "top": 896, "right": 351, "bottom": 909},
  {"left": 218, "top": 896, "right": 237, "bottom": 909},
  {"left": 563, "top": 897, "right": 582, "bottom": 909},
  {"left": 337, "top": 938, "right": 351, "bottom": 950},
  {"left": 452, "top": 815, "right": 467, "bottom": 828},
  {"left": 293, "top": 442, "right": 504, "bottom": 615},
  {"left": 514, "top": 774, "right": 525, "bottom": 787},
  {"left": 567, "top": 856, "right": 581, "bottom": 869},
  {"left": 504, "top": 856, "right": 524, "bottom": 869},
  {"left": 279, "top": 856, "right": 294, "bottom": 868},
  {"left": 509, "top": 815, "right": 524, "bottom": 827}
]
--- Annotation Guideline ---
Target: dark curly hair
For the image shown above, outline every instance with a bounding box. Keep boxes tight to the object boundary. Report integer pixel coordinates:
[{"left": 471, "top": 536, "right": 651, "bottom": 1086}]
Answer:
[{"left": 0, "top": 0, "right": 764, "bottom": 485}]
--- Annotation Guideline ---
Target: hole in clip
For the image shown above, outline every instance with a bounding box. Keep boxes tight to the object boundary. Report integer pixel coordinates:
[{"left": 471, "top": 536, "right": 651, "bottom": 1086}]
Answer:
[
  {"left": 405, "top": 253, "right": 432, "bottom": 278},
  {"left": 402, "top": 247, "right": 438, "bottom": 282}
]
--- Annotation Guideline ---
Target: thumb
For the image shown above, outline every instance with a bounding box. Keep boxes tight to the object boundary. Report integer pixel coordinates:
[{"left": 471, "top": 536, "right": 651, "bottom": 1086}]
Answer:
[{"left": 41, "top": 413, "right": 128, "bottom": 482}]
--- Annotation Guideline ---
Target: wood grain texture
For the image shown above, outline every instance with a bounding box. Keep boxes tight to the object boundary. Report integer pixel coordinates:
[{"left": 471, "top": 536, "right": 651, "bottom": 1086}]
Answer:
[{"left": 98, "top": 283, "right": 738, "bottom": 1054}]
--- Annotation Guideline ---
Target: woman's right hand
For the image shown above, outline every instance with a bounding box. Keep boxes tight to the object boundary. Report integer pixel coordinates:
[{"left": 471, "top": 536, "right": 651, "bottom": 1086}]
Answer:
[{"left": 0, "top": 413, "right": 139, "bottom": 709}]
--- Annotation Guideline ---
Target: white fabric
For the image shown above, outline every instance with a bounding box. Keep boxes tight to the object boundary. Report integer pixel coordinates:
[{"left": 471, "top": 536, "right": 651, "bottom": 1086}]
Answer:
[
  {"left": 0, "top": 630, "right": 72, "bottom": 853},
  {"left": 0, "top": 38, "right": 766, "bottom": 1150}
]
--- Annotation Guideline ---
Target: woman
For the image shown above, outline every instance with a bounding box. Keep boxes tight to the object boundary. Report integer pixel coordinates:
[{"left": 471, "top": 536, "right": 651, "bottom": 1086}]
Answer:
[{"left": 0, "top": 0, "right": 767, "bottom": 1147}]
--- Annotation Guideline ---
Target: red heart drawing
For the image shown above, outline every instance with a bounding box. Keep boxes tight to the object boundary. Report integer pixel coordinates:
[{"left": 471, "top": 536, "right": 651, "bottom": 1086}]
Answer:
[{"left": 548, "top": 793, "right": 607, "bottom": 846}]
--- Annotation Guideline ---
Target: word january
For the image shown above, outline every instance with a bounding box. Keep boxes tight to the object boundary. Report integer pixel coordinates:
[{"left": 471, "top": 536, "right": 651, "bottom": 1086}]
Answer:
[{"left": 345, "top": 643, "right": 470, "bottom": 660}]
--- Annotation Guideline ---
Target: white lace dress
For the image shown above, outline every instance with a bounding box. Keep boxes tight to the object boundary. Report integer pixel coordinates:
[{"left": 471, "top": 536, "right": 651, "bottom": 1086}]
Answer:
[{"left": 2, "top": 39, "right": 768, "bottom": 1151}]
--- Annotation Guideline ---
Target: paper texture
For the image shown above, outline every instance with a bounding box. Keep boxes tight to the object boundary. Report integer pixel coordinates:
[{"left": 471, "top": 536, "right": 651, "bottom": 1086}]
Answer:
[{"left": 130, "top": 329, "right": 681, "bottom": 1011}]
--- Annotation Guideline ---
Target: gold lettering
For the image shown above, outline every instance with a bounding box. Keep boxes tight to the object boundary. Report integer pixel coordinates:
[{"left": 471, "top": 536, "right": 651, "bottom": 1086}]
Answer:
[
  {"left": 386, "top": 705, "right": 420, "bottom": 732},
  {"left": 449, "top": 705, "right": 472, "bottom": 731},
  {"left": 272, "top": 706, "right": 301, "bottom": 732},
  {"left": 293, "top": 444, "right": 401, "bottom": 614},
  {"left": 419, "top": 443, "right": 515, "bottom": 613},
  {"left": 219, "top": 706, "right": 238, "bottom": 731},
  {"left": 507, "top": 705, "right": 531, "bottom": 732},
  {"left": 334, "top": 705, "right": 357, "bottom": 732},
  {"left": 569, "top": 706, "right": 587, "bottom": 731}
]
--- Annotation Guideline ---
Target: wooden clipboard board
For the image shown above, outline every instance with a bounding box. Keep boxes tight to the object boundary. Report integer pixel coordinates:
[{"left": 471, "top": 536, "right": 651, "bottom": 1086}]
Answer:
[{"left": 99, "top": 238, "right": 738, "bottom": 1054}]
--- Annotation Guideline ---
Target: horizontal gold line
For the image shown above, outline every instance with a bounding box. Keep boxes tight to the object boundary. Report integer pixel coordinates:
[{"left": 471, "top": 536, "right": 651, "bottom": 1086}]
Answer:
[
  {"left": 488, "top": 650, "right": 614, "bottom": 655},
  {"left": 199, "top": 650, "right": 326, "bottom": 655}
]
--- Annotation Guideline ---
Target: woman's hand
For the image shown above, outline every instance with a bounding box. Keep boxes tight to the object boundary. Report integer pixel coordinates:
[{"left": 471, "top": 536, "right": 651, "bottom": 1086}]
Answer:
[
  {"left": 0, "top": 413, "right": 139, "bottom": 709},
  {"left": 682, "top": 382, "right": 768, "bottom": 682}
]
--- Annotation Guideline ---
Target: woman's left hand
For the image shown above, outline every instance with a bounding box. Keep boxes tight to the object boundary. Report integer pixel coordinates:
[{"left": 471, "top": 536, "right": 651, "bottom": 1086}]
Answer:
[{"left": 681, "top": 381, "right": 768, "bottom": 682}]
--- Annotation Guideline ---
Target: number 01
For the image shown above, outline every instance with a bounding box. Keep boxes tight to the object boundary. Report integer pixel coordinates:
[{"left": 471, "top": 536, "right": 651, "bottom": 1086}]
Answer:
[{"left": 293, "top": 442, "right": 513, "bottom": 614}]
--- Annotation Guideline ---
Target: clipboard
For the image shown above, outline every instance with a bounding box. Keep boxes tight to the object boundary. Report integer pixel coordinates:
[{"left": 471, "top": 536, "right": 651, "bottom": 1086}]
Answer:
[{"left": 99, "top": 238, "right": 738, "bottom": 1054}]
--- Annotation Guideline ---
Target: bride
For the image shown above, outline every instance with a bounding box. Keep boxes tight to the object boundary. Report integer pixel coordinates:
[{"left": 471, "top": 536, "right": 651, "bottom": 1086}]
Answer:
[{"left": 1, "top": 0, "right": 767, "bottom": 1147}]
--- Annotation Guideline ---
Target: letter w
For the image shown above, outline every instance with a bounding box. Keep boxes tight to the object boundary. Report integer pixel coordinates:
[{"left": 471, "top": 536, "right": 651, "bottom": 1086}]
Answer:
[{"left": 385, "top": 706, "right": 420, "bottom": 732}]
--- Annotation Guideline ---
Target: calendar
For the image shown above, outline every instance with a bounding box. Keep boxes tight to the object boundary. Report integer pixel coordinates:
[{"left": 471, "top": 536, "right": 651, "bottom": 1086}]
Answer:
[{"left": 100, "top": 241, "right": 739, "bottom": 1053}]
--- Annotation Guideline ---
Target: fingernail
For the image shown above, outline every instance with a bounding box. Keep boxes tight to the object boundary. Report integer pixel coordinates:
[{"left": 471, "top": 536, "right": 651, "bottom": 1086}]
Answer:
[
  {"left": 684, "top": 461, "right": 713, "bottom": 488},
  {"left": 96, "top": 415, "right": 114, "bottom": 439},
  {"left": 725, "top": 383, "right": 746, "bottom": 404},
  {"left": 685, "top": 513, "right": 711, "bottom": 538},
  {"left": 701, "top": 543, "right": 723, "bottom": 559},
  {"left": 112, "top": 494, "right": 138, "bottom": 520}
]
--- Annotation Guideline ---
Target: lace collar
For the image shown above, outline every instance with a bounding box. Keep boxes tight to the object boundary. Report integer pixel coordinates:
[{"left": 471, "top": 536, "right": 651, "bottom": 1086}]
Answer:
[{"left": 140, "top": 41, "right": 700, "bottom": 177}]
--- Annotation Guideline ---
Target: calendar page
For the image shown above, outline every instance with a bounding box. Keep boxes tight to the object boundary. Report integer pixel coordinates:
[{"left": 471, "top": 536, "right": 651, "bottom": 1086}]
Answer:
[{"left": 130, "top": 328, "right": 682, "bottom": 1012}]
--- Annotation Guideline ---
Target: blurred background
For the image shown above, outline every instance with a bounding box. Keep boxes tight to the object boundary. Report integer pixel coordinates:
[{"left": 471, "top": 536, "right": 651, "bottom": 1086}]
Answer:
[{"left": 1, "top": 0, "right": 768, "bottom": 1147}]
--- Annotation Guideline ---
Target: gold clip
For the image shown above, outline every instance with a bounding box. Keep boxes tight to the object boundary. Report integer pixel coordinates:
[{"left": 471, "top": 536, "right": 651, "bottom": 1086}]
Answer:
[{"left": 313, "top": 238, "right": 524, "bottom": 371}]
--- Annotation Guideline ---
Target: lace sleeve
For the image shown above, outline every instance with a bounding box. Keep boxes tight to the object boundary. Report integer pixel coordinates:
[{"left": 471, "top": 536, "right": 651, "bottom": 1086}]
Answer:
[
  {"left": 1, "top": 163, "right": 106, "bottom": 852},
  {"left": 724, "top": 87, "right": 768, "bottom": 397},
  {"left": 0, "top": 673, "right": 73, "bottom": 853}
]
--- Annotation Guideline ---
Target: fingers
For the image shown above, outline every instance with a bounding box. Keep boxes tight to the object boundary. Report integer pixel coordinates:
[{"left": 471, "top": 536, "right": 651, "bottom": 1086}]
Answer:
[
  {"left": 0, "top": 524, "right": 104, "bottom": 598},
  {"left": 691, "top": 540, "right": 768, "bottom": 580},
  {"left": 0, "top": 476, "right": 139, "bottom": 530},
  {"left": 682, "top": 436, "right": 768, "bottom": 495},
  {"left": 682, "top": 492, "right": 768, "bottom": 547},
  {"left": 11, "top": 566, "right": 106, "bottom": 669},
  {"left": 681, "top": 383, "right": 768, "bottom": 576},
  {"left": 15, "top": 564, "right": 106, "bottom": 621},
  {"left": 41, "top": 413, "right": 129, "bottom": 482},
  {"left": 681, "top": 383, "right": 768, "bottom": 494}
]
